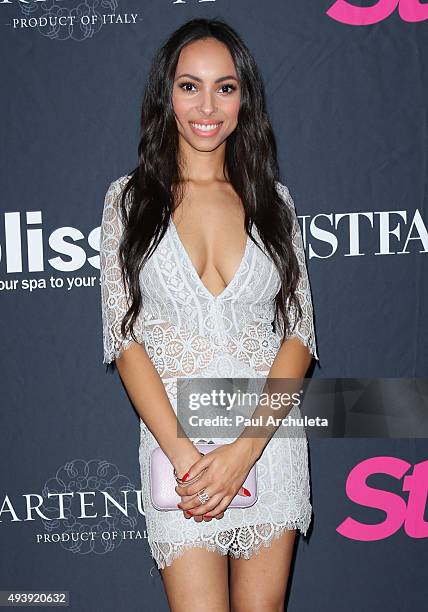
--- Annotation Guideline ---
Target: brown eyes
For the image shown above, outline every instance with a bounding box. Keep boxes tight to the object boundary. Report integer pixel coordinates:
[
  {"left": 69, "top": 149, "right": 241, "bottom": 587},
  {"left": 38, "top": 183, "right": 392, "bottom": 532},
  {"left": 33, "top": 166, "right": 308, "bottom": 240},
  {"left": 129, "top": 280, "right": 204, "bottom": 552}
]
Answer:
[{"left": 178, "top": 82, "right": 237, "bottom": 94}]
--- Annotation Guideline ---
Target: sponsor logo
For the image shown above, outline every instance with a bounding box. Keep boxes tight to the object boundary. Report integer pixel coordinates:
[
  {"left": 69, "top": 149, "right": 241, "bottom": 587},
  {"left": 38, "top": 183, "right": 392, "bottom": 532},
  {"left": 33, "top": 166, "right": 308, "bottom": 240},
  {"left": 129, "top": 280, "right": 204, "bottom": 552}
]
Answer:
[
  {"left": 0, "top": 459, "right": 148, "bottom": 554},
  {"left": 328, "top": 0, "right": 428, "bottom": 25},
  {"left": 337, "top": 457, "right": 428, "bottom": 540},
  {"left": 1, "top": 0, "right": 140, "bottom": 39}
]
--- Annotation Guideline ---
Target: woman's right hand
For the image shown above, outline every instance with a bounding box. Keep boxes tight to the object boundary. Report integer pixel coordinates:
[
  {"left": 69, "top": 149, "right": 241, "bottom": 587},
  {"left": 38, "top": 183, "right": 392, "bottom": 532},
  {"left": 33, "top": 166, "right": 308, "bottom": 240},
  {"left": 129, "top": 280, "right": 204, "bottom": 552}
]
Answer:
[{"left": 174, "top": 446, "right": 225, "bottom": 523}]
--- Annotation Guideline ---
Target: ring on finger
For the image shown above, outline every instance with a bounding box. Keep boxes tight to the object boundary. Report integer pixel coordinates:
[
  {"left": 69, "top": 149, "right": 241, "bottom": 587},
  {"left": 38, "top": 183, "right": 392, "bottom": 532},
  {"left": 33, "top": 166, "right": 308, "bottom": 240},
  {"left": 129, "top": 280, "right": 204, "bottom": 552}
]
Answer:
[{"left": 197, "top": 488, "right": 210, "bottom": 504}]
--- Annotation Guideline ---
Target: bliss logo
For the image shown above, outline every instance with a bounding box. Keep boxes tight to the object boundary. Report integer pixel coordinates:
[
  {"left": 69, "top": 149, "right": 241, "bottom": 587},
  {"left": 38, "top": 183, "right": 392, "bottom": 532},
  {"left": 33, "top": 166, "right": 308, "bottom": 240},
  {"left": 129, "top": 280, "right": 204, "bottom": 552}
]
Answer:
[
  {"left": 0, "top": 212, "right": 99, "bottom": 273},
  {"left": 337, "top": 457, "right": 428, "bottom": 540},
  {"left": 327, "top": 0, "right": 428, "bottom": 25}
]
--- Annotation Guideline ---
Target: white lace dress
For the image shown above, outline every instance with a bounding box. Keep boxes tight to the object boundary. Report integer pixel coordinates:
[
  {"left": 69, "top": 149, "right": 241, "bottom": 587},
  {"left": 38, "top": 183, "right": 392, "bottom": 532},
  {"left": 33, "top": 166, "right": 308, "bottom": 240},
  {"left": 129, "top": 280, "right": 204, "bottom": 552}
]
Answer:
[{"left": 100, "top": 175, "right": 319, "bottom": 570}]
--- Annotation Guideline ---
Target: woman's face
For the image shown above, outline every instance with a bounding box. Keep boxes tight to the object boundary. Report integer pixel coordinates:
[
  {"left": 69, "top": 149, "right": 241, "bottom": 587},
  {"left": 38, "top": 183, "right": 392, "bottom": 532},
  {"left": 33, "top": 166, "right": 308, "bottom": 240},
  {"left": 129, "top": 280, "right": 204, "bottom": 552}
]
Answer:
[{"left": 172, "top": 37, "right": 241, "bottom": 152}]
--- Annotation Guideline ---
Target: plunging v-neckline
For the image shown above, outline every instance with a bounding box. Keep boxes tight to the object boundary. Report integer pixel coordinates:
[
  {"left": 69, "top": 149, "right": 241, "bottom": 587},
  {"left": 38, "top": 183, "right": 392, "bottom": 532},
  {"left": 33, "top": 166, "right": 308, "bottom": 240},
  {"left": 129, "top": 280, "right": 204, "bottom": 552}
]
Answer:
[{"left": 169, "top": 218, "right": 252, "bottom": 300}]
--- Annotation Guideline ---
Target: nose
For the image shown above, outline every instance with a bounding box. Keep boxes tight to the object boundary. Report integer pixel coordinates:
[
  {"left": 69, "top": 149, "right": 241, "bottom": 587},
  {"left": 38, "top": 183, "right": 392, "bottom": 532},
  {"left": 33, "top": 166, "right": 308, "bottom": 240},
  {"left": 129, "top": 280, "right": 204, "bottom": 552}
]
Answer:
[{"left": 198, "top": 88, "right": 217, "bottom": 116}]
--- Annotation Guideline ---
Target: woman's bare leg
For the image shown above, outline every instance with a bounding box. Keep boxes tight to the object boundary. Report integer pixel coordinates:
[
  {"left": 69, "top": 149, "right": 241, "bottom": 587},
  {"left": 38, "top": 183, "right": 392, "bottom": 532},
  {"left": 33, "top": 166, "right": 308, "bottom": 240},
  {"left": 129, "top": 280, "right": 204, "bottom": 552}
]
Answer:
[
  {"left": 160, "top": 546, "right": 230, "bottom": 612},
  {"left": 229, "top": 528, "right": 297, "bottom": 612}
]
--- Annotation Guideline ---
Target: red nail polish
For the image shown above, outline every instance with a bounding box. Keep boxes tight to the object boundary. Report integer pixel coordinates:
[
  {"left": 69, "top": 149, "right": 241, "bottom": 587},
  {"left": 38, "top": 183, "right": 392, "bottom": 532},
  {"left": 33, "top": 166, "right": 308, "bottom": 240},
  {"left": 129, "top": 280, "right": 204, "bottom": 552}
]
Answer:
[
  {"left": 203, "top": 514, "right": 211, "bottom": 518},
  {"left": 187, "top": 511, "right": 193, "bottom": 516},
  {"left": 243, "top": 487, "right": 251, "bottom": 496},
  {"left": 182, "top": 472, "right": 190, "bottom": 481}
]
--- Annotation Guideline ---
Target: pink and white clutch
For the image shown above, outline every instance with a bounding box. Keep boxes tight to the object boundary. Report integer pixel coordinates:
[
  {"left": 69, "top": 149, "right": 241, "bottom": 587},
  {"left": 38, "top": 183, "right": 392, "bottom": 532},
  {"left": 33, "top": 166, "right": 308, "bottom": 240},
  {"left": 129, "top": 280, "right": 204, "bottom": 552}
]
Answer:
[{"left": 149, "top": 443, "right": 259, "bottom": 511}]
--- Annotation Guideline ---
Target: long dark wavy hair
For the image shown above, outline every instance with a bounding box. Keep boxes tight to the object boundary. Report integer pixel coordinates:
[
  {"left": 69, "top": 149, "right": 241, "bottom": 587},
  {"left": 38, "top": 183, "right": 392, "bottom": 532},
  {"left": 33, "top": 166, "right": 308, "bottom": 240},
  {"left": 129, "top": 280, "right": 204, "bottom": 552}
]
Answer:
[{"left": 118, "top": 17, "right": 302, "bottom": 344}]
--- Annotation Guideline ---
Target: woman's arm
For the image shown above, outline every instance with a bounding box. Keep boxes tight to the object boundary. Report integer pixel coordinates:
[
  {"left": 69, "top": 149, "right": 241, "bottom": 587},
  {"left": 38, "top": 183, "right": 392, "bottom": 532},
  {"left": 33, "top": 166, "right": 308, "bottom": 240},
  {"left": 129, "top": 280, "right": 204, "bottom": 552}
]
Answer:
[
  {"left": 100, "top": 178, "right": 200, "bottom": 477},
  {"left": 235, "top": 181, "right": 320, "bottom": 461},
  {"left": 115, "top": 345, "right": 200, "bottom": 475},
  {"left": 233, "top": 336, "right": 313, "bottom": 465}
]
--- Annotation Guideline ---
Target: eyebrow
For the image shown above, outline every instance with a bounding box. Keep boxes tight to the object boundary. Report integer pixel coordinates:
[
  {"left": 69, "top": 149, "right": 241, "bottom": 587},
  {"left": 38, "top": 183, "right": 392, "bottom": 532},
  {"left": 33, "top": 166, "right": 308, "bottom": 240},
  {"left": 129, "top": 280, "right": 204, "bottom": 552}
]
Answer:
[{"left": 175, "top": 73, "right": 239, "bottom": 83}]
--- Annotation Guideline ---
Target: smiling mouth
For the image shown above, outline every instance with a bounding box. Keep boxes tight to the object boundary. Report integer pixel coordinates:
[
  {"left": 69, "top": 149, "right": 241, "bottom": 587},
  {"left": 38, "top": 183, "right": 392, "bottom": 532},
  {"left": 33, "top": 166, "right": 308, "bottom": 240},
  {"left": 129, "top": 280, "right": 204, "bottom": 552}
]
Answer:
[{"left": 189, "top": 121, "right": 223, "bottom": 132}]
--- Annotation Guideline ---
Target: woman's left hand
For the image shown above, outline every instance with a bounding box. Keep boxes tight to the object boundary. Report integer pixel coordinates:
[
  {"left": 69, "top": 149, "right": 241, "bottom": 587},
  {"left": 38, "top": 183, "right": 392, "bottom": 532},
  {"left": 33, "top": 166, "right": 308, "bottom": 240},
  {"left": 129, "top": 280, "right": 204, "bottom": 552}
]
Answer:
[{"left": 175, "top": 439, "right": 258, "bottom": 522}]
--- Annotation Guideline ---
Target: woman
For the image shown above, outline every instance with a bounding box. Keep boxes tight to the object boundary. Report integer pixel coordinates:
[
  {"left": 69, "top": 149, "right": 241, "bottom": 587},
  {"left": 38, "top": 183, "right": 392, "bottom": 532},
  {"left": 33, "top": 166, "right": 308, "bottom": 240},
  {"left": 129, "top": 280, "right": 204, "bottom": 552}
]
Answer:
[{"left": 100, "top": 17, "right": 319, "bottom": 611}]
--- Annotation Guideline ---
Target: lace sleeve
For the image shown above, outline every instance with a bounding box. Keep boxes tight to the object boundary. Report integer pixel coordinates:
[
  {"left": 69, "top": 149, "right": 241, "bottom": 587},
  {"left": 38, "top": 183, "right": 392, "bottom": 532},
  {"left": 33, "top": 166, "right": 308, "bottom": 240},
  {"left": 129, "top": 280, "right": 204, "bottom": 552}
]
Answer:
[
  {"left": 275, "top": 181, "right": 319, "bottom": 361},
  {"left": 100, "top": 176, "right": 144, "bottom": 364}
]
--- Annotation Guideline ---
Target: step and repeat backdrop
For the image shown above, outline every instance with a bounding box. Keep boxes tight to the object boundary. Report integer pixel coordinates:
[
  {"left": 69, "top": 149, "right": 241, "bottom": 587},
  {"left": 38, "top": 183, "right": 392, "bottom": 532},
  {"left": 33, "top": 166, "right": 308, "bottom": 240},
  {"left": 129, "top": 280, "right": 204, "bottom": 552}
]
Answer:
[{"left": 1, "top": 1, "right": 427, "bottom": 610}]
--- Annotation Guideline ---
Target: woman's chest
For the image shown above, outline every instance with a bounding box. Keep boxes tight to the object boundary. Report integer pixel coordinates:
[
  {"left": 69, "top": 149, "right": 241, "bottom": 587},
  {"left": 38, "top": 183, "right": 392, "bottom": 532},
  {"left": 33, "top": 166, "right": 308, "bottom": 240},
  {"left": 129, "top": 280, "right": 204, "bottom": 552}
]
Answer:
[
  {"left": 140, "top": 221, "right": 281, "bottom": 309},
  {"left": 170, "top": 190, "right": 248, "bottom": 293}
]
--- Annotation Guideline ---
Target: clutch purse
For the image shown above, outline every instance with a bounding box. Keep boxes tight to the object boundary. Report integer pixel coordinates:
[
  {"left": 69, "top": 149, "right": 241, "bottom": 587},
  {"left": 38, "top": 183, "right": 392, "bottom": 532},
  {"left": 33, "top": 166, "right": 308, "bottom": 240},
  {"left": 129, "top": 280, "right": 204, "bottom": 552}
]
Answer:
[{"left": 149, "top": 442, "right": 259, "bottom": 511}]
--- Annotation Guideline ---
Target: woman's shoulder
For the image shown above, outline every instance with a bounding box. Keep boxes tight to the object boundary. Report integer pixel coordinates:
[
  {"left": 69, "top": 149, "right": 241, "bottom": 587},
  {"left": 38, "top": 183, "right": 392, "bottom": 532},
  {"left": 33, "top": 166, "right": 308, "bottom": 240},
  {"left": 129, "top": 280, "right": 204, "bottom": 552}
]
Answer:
[
  {"left": 274, "top": 180, "right": 295, "bottom": 211},
  {"left": 107, "top": 173, "right": 132, "bottom": 194},
  {"left": 102, "top": 175, "right": 133, "bottom": 223}
]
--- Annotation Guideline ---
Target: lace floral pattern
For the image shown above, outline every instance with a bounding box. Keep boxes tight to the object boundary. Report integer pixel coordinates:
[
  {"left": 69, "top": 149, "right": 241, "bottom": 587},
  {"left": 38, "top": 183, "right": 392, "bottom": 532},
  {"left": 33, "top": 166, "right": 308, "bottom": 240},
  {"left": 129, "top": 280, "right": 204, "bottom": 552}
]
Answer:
[{"left": 100, "top": 175, "right": 319, "bottom": 570}]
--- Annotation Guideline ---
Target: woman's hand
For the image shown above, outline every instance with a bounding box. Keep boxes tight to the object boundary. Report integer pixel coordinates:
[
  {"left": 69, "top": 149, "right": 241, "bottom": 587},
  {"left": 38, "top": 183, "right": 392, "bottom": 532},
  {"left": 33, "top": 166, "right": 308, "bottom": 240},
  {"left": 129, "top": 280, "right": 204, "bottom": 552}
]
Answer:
[
  {"left": 175, "top": 439, "right": 258, "bottom": 522},
  {"left": 173, "top": 445, "right": 208, "bottom": 521}
]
